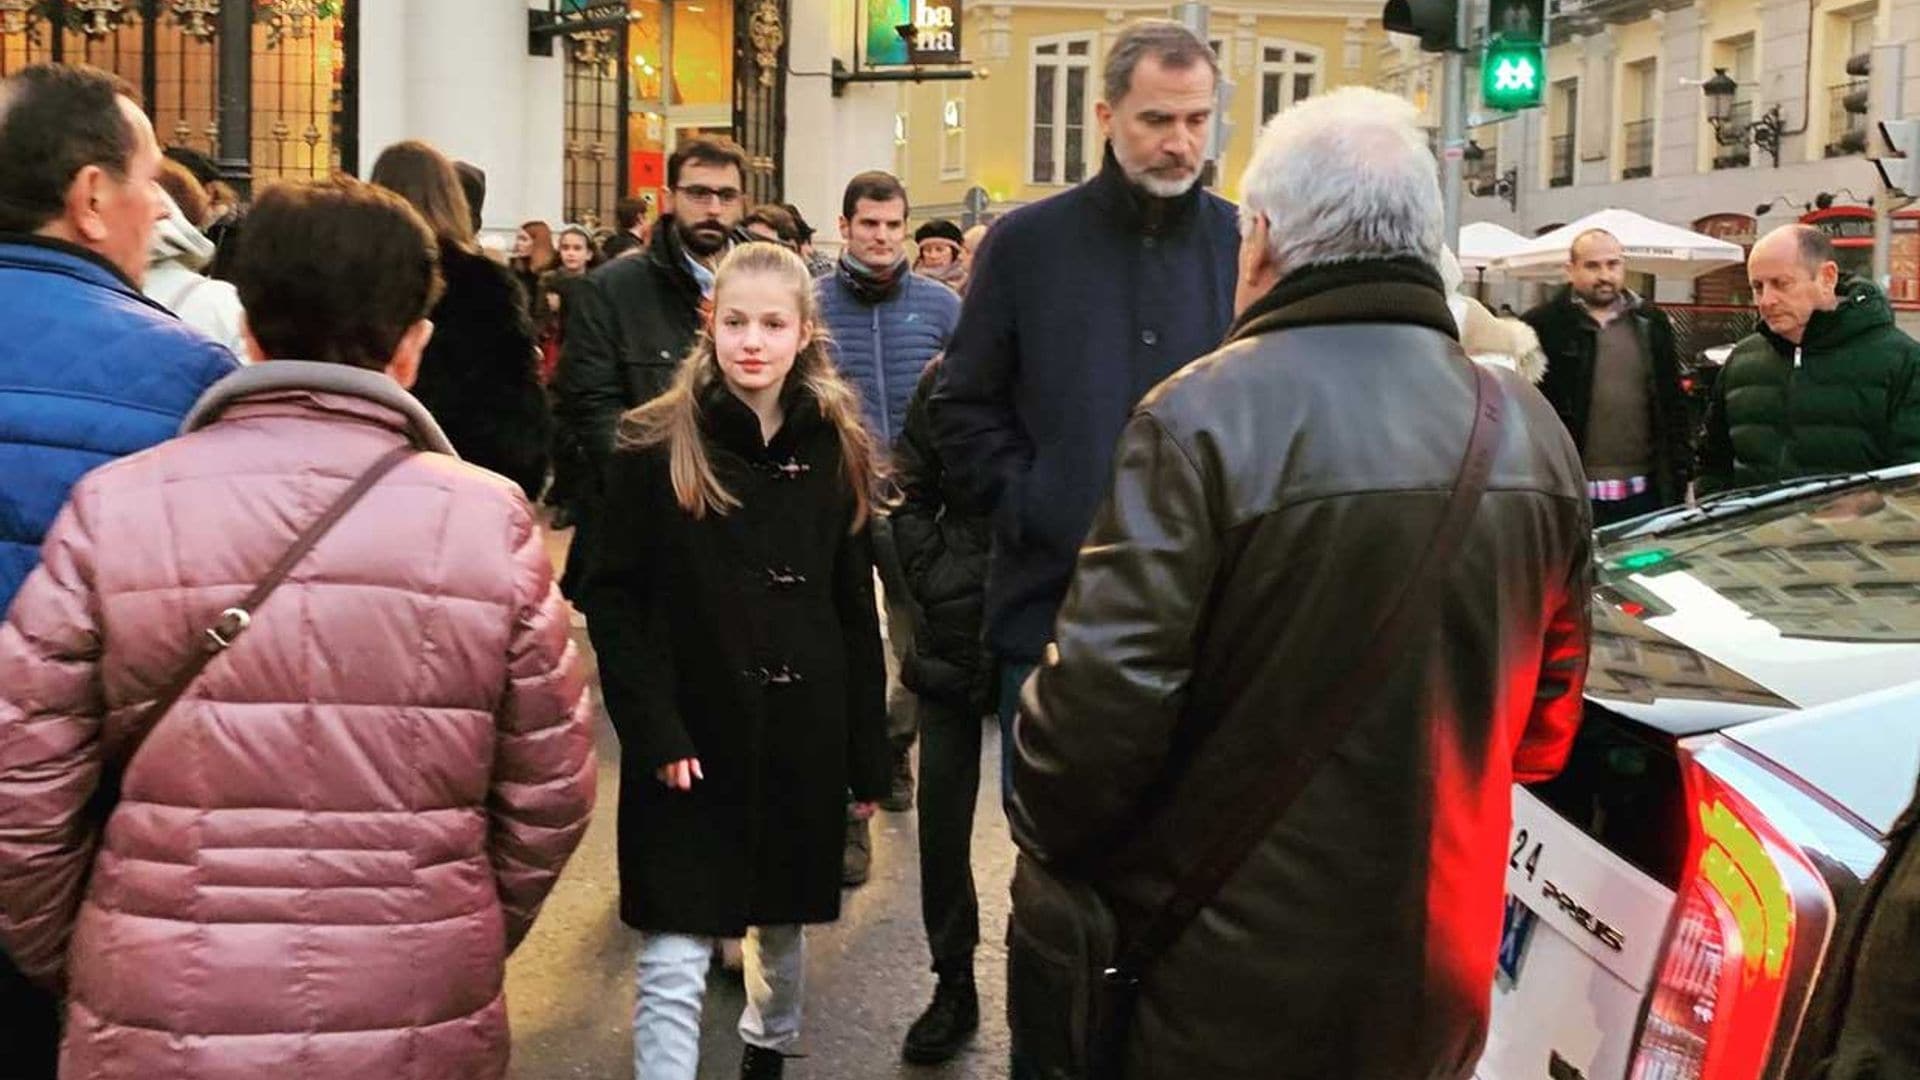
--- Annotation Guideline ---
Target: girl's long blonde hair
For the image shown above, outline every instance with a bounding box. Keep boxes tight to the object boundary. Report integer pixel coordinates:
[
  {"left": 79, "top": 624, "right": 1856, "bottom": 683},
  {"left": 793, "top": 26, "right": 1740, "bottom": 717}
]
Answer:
[{"left": 617, "top": 242, "right": 882, "bottom": 531}]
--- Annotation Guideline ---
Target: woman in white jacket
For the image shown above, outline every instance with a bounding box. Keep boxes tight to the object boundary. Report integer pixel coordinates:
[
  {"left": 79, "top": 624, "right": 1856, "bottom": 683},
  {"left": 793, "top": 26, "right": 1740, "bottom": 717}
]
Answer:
[{"left": 144, "top": 170, "right": 249, "bottom": 362}]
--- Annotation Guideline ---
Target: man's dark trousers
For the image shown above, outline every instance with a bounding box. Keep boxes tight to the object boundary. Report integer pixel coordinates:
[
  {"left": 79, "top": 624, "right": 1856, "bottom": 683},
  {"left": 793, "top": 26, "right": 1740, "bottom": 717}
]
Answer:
[
  {"left": 917, "top": 691, "right": 983, "bottom": 977},
  {"left": 0, "top": 951, "right": 58, "bottom": 1079}
]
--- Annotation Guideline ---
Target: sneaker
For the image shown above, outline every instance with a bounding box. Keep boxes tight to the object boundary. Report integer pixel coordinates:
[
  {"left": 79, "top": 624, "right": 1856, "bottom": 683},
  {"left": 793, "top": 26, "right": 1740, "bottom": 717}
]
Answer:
[
  {"left": 740, "top": 1044, "right": 786, "bottom": 1079},
  {"left": 902, "top": 972, "right": 980, "bottom": 1064},
  {"left": 880, "top": 750, "right": 914, "bottom": 813},
  {"left": 842, "top": 810, "right": 871, "bottom": 887}
]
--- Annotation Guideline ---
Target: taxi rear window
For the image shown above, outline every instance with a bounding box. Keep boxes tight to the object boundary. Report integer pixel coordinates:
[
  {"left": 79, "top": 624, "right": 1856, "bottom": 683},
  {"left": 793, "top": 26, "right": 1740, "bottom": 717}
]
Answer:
[{"left": 1526, "top": 703, "right": 1687, "bottom": 889}]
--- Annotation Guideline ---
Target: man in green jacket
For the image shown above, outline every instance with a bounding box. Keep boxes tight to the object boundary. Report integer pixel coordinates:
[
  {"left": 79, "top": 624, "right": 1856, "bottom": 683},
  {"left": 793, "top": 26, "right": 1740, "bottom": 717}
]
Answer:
[{"left": 1698, "top": 224, "right": 1920, "bottom": 494}]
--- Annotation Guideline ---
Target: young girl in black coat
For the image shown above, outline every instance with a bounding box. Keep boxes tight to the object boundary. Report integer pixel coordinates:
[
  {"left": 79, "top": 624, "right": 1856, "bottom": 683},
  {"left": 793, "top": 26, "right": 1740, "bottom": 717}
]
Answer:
[{"left": 586, "top": 242, "right": 890, "bottom": 1080}]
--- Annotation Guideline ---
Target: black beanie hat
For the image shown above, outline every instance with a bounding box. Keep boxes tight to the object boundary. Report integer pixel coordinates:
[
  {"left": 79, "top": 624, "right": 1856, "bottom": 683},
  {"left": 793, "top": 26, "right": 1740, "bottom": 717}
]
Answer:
[{"left": 914, "top": 219, "right": 965, "bottom": 247}]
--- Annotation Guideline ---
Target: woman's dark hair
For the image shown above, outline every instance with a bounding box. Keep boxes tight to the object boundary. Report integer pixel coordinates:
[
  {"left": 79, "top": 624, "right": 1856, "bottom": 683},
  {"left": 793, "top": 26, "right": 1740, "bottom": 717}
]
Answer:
[
  {"left": 0, "top": 63, "right": 140, "bottom": 233},
  {"left": 369, "top": 139, "right": 476, "bottom": 249},
  {"left": 781, "top": 203, "right": 816, "bottom": 244},
  {"left": 742, "top": 204, "right": 800, "bottom": 247},
  {"left": 615, "top": 195, "right": 649, "bottom": 231},
  {"left": 230, "top": 177, "right": 444, "bottom": 371},
  {"left": 157, "top": 158, "right": 211, "bottom": 228}
]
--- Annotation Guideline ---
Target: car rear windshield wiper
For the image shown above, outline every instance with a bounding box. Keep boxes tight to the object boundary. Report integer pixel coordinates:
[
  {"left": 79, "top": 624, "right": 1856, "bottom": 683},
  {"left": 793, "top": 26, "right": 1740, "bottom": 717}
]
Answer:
[{"left": 1614, "top": 472, "right": 1871, "bottom": 539}]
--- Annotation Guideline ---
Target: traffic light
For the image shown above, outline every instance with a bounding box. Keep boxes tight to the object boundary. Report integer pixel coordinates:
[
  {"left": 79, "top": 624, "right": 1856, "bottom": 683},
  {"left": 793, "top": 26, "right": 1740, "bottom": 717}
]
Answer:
[
  {"left": 1872, "top": 117, "right": 1920, "bottom": 201},
  {"left": 1480, "top": 0, "right": 1545, "bottom": 111},
  {"left": 1382, "top": 0, "right": 1459, "bottom": 53},
  {"left": 1488, "top": 0, "right": 1546, "bottom": 43},
  {"left": 1482, "top": 39, "right": 1545, "bottom": 111}
]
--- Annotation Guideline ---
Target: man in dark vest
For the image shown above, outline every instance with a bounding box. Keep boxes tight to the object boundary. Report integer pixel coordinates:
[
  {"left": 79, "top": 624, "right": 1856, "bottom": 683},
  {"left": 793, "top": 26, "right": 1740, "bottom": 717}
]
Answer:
[{"left": 1523, "top": 228, "right": 1692, "bottom": 525}]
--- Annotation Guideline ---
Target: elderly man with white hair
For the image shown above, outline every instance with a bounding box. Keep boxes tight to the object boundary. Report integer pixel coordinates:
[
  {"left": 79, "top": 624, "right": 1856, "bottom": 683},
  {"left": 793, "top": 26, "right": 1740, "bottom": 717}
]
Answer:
[{"left": 1003, "top": 86, "right": 1593, "bottom": 1080}]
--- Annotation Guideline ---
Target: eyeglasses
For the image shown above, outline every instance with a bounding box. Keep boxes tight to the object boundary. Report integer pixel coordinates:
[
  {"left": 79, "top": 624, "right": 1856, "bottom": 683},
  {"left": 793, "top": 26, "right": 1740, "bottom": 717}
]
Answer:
[{"left": 675, "top": 185, "right": 743, "bottom": 207}]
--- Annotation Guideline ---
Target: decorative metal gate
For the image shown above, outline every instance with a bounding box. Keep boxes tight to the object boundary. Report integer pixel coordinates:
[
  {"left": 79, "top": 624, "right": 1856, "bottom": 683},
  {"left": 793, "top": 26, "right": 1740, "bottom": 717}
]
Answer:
[
  {"left": 561, "top": 1, "right": 627, "bottom": 229},
  {"left": 0, "top": 0, "right": 358, "bottom": 190},
  {"left": 733, "top": 0, "right": 786, "bottom": 205}
]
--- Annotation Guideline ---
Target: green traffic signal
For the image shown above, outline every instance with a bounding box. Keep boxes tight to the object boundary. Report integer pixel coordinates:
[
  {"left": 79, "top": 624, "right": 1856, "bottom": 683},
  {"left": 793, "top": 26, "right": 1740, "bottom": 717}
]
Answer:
[{"left": 1482, "top": 39, "right": 1544, "bottom": 111}]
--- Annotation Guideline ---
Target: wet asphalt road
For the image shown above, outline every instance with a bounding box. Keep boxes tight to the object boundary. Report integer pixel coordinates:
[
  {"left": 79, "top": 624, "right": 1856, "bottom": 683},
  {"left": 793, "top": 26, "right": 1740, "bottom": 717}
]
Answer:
[{"left": 505, "top": 528, "right": 1017, "bottom": 1080}]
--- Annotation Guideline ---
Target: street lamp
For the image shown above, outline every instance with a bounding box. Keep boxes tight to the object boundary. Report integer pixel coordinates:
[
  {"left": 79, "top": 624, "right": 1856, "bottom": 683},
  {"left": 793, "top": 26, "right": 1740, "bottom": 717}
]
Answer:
[
  {"left": 1703, "top": 67, "right": 1785, "bottom": 167},
  {"left": 1462, "top": 140, "right": 1517, "bottom": 211}
]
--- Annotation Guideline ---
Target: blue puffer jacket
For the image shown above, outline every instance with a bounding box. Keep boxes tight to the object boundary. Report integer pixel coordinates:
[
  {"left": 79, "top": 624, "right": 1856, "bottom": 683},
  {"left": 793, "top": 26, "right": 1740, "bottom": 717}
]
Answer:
[
  {"left": 0, "top": 235, "right": 238, "bottom": 613},
  {"left": 816, "top": 268, "right": 960, "bottom": 444}
]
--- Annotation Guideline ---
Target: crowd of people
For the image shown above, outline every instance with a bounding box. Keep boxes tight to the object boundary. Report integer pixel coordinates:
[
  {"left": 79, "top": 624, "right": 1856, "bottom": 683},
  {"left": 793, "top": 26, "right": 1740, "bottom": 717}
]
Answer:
[{"left": 2, "top": 14, "right": 1918, "bottom": 1080}]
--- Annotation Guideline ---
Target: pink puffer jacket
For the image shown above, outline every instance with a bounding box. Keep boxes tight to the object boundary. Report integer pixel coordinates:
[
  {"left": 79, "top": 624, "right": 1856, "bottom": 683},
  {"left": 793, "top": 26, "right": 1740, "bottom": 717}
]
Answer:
[{"left": 0, "top": 362, "right": 596, "bottom": 1079}]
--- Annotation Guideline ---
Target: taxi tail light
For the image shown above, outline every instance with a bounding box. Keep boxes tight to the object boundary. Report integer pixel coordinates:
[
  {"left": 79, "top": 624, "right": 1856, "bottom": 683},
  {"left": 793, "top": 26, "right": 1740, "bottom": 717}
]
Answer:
[{"left": 1627, "top": 757, "right": 1813, "bottom": 1080}]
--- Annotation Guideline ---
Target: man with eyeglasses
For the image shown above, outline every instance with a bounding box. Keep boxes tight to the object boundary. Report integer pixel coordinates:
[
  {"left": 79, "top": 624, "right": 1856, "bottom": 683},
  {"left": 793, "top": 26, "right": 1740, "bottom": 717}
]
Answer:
[{"left": 553, "top": 135, "right": 747, "bottom": 600}]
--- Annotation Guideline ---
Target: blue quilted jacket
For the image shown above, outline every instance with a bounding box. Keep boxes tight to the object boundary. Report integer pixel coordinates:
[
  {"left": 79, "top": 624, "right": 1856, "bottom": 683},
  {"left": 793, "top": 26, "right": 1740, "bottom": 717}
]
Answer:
[
  {"left": 815, "top": 269, "right": 960, "bottom": 444},
  {"left": 0, "top": 235, "right": 238, "bottom": 613}
]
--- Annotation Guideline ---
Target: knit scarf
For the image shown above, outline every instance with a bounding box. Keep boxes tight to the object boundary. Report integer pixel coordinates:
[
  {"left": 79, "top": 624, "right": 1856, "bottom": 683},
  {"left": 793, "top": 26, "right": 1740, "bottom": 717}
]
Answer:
[
  {"left": 916, "top": 260, "right": 967, "bottom": 291},
  {"left": 838, "top": 252, "right": 909, "bottom": 305}
]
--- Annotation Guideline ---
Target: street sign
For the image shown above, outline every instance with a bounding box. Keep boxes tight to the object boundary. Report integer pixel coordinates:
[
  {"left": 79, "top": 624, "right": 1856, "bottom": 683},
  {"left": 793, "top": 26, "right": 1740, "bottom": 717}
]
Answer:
[
  {"left": 860, "top": 0, "right": 964, "bottom": 68},
  {"left": 1482, "top": 40, "right": 1545, "bottom": 111}
]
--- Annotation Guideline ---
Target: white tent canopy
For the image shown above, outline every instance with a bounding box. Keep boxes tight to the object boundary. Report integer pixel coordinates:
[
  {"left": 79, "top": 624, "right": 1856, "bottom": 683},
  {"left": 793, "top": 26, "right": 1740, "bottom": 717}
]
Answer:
[
  {"left": 1497, "top": 207, "right": 1746, "bottom": 280},
  {"left": 1456, "top": 221, "right": 1529, "bottom": 270}
]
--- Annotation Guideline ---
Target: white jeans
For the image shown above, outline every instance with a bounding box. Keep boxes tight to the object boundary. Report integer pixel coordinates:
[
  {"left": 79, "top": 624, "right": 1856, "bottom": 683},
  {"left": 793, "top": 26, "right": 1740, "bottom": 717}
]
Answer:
[{"left": 632, "top": 926, "right": 805, "bottom": 1080}]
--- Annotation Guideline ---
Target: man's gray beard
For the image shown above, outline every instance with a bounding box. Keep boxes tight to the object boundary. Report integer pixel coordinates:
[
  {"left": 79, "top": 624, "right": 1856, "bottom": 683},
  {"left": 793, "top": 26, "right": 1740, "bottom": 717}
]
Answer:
[
  {"left": 1132, "top": 170, "right": 1200, "bottom": 198},
  {"left": 1115, "top": 143, "right": 1200, "bottom": 198}
]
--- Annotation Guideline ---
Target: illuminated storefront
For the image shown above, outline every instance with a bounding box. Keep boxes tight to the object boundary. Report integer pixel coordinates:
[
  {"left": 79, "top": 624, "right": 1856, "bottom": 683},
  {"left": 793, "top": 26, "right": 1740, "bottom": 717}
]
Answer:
[
  {"left": 0, "top": 0, "right": 357, "bottom": 189},
  {"left": 553, "top": 0, "right": 787, "bottom": 228}
]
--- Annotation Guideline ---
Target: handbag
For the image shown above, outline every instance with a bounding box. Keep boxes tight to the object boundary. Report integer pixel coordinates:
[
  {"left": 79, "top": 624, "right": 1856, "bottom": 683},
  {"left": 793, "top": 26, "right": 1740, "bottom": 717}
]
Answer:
[
  {"left": 83, "top": 444, "right": 417, "bottom": 827},
  {"left": 1007, "top": 361, "right": 1507, "bottom": 1079}
]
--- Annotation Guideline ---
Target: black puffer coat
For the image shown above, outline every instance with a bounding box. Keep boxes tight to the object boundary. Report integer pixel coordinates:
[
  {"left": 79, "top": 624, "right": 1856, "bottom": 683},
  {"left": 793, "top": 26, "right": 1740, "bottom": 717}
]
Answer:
[
  {"left": 410, "top": 240, "right": 551, "bottom": 498},
  {"left": 891, "top": 359, "right": 991, "bottom": 711},
  {"left": 585, "top": 383, "right": 890, "bottom": 935}
]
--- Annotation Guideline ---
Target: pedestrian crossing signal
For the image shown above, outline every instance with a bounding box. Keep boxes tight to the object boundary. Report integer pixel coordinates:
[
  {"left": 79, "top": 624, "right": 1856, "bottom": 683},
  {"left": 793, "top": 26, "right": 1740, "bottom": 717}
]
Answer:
[{"left": 1483, "top": 40, "right": 1544, "bottom": 111}]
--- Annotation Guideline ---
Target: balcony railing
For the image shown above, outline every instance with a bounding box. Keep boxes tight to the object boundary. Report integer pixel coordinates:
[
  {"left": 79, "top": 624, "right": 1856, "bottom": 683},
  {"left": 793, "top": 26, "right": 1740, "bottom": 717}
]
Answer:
[
  {"left": 1712, "top": 100, "right": 1752, "bottom": 170},
  {"left": 1550, "top": 134, "right": 1575, "bottom": 187},
  {"left": 1622, "top": 118, "right": 1654, "bottom": 179},
  {"left": 1826, "top": 80, "right": 1868, "bottom": 157}
]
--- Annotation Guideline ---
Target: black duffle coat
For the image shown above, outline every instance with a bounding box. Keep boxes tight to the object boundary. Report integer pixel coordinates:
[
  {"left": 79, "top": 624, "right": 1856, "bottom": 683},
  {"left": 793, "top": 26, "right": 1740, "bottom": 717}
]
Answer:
[{"left": 586, "top": 382, "right": 890, "bottom": 935}]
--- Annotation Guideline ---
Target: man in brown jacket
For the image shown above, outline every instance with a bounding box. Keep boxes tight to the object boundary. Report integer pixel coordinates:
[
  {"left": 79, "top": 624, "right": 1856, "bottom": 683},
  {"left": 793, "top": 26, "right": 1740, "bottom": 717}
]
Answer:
[{"left": 1006, "top": 86, "right": 1593, "bottom": 1079}]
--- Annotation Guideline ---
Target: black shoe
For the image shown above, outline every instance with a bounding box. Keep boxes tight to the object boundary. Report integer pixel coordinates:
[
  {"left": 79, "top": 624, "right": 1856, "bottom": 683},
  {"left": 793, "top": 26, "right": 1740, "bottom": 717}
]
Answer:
[
  {"left": 880, "top": 750, "right": 914, "bottom": 812},
  {"left": 741, "top": 1043, "right": 786, "bottom": 1079},
  {"left": 902, "top": 972, "right": 979, "bottom": 1064},
  {"left": 842, "top": 811, "right": 871, "bottom": 887}
]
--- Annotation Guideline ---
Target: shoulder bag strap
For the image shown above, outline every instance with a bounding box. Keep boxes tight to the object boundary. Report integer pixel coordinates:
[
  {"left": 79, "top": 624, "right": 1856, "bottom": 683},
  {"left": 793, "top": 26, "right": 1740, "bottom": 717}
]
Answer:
[
  {"left": 103, "top": 443, "right": 417, "bottom": 786},
  {"left": 1112, "top": 359, "right": 1507, "bottom": 979}
]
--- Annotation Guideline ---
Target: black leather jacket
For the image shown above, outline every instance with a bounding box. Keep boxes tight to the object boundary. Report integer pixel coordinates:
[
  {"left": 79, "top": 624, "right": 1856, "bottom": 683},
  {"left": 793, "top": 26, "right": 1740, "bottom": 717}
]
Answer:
[{"left": 1009, "top": 260, "right": 1594, "bottom": 1079}]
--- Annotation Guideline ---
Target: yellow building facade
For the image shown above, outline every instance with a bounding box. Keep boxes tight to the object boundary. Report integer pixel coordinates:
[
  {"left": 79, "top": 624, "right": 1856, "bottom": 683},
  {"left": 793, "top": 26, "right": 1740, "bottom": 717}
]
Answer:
[{"left": 886, "top": 1, "right": 1396, "bottom": 218}]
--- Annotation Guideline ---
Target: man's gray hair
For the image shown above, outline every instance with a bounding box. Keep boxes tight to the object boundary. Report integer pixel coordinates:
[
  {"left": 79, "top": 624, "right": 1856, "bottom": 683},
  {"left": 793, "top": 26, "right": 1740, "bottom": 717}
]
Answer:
[
  {"left": 1103, "top": 20, "right": 1219, "bottom": 105},
  {"left": 1237, "top": 87, "right": 1442, "bottom": 275}
]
